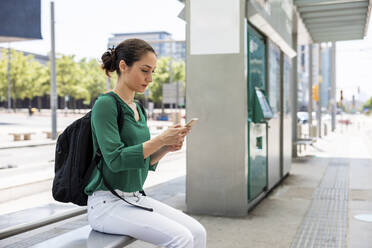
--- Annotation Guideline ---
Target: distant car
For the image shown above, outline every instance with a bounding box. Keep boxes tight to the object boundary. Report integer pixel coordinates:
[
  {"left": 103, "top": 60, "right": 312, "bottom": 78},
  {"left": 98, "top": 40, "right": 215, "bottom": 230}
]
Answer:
[{"left": 338, "top": 119, "right": 352, "bottom": 125}]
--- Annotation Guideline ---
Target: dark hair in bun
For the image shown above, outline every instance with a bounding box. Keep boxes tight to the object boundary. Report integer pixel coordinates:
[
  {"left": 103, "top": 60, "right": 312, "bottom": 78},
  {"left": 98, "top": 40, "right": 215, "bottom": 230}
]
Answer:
[{"left": 101, "top": 38, "right": 156, "bottom": 77}]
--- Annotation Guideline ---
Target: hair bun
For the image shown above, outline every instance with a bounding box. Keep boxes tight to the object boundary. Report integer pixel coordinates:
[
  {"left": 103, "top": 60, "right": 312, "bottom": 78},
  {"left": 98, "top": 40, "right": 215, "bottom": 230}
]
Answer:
[
  {"left": 107, "top": 46, "right": 115, "bottom": 55},
  {"left": 101, "top": 47, "right": 116, "bottom": 76},
  {"left": 100, "top": 39, "right": 156, "bottom": 78}
]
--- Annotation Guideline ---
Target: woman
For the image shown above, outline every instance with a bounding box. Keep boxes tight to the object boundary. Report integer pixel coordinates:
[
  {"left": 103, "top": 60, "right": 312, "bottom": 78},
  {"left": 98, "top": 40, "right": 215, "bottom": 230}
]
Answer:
[{"left": 84, "top": 38, "right": 207, "bottom": 248}]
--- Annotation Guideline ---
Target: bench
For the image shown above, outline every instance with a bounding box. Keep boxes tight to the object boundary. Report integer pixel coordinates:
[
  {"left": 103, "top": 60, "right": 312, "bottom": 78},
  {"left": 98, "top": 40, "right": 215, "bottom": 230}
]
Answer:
[
  {"left": 43, "top": 131, "right": 61, "bottom": 139},
  {"left": 30, "top": 225, "right": 135, "bottom": 248},
  {"left": 9, "top": 132, "right": 35, "bottom": 141},
  {"left": 295, "top": 138, "right": 315, "bottom": 154}
]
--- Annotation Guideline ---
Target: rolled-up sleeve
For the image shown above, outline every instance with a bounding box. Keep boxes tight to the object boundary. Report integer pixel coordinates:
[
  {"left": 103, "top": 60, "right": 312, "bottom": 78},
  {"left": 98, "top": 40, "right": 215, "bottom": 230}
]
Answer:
[
  {"left": 91, "top": 96, "right": 146, "bottom": 173},
  {"left": 149, "top": 161, "right": 159, "bottom": 172}
]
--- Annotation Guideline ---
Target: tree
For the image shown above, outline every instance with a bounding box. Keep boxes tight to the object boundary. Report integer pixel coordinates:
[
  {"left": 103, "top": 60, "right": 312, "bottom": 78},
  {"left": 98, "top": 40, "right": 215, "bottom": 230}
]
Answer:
[
  {"left": 0, "top": 49, "right": 8, "bottom": 102},
  {"left": 1, "top": 51, "right": 187, "bottom": 110},
  {"left": 80, "top": 58, "right": 107, "bottom": 107},
  {"left": 0, "top": 49, "right": 50, "bottom": 109},
  {"left": 363, "top": 97, "right": 372, "bottom": 110},
  {"left": 148, "top": 57, "right": 185, "bottom": 106},
  {"left": 23, "top": 60, "right": 50, "bottom": 107},
  {"left": 56, "top": 55, "right": 88, "bottom": 110},
  {"left": 0, "top": 49, "right": 37, "bottom": 111}
]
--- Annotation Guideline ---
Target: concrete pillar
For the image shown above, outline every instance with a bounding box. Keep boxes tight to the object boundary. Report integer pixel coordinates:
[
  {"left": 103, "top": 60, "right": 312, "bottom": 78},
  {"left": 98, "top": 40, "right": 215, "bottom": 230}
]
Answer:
[
  {"left": 331, "top": 42, "right": 336, "bottom": 131},
  {"left": 186, "top": 0, "right": 248, "bottom": 216},
  {"left": 308, "top": 44, "right": 313, "bottom": 138},
  {"left": 317, "top": 44, "right": 322, "bottom": 138},
  {"left": 291, "top": 18, "right": 298, "bottom": 157}
]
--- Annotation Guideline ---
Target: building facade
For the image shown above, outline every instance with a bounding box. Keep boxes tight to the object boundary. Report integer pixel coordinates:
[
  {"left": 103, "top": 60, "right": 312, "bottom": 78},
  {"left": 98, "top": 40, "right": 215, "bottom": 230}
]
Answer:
[
  {"left": 0, "top": 48, "right": 48, "bottom": 65},
  {"left": 107, "top": 31, "right": 186, "bottom": 61},
  {"left": 321, "top": 45, "right": 331, "bottom": 110}
]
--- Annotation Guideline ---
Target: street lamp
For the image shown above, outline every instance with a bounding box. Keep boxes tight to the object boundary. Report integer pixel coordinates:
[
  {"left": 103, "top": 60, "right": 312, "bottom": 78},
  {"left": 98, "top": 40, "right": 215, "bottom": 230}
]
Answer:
[
  {"left": 7, "top": 45, "right": 11, "bottom": 112},
  {"left": 50, "top": 1, "right": 58, "bottom": 139}
]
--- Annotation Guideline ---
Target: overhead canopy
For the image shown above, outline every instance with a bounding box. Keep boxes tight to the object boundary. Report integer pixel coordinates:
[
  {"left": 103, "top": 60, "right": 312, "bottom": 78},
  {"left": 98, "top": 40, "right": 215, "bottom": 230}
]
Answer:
[
  {"left": 294, "top": 0, "right": 371, "bottom": 43},
  {"left": 0, "top": 0, "right": 42, "bottom": 43}
]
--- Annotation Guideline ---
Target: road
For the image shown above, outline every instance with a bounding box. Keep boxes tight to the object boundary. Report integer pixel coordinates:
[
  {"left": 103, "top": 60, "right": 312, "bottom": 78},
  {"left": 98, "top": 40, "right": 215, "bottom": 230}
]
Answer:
[
  {"left": 0, "top": 145, "right": 55, "bottom": 169},
  {"left": 0, "top": 145, "right": 186, "bottom": 216}
]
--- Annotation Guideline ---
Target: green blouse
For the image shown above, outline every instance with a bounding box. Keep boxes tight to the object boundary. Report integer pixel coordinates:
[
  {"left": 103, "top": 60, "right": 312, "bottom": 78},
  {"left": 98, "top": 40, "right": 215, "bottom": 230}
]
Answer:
[{"left": 84, "top": 92, "right": 158, "bottom": 195}]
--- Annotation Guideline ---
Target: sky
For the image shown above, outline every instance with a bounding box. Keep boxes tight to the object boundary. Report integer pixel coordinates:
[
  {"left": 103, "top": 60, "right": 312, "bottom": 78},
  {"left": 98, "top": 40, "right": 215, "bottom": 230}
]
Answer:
[
  {"left": 5, "top": 0, "right": 372, "bottom": 102},
  {"left": 337, "top": 30, "right": 372, "bottom": 102},
  {"left": 8, "top": 0, "right": 186, "bottom": 60}
]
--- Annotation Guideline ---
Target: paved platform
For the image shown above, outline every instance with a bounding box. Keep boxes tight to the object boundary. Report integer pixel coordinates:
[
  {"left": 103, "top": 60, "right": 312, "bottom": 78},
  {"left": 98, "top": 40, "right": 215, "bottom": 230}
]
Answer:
[{"left": 1, "top": 115, "right": 372, "bottom": 247}]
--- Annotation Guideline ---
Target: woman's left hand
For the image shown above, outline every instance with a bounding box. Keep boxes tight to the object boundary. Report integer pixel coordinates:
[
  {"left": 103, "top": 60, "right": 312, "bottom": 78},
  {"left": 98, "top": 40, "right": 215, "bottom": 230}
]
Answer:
[
  {"left": 165, "top": 123, "right": 190, "bottom": 152},
  {"left": 166, "top": 141, "right": 184, "bottom": 152}
]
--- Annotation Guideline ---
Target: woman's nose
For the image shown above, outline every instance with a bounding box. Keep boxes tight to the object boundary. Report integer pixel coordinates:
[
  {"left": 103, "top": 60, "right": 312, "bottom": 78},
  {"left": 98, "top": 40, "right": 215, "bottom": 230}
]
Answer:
[{"left": 147, "top": 73, "right": 153, "bottom": 82}]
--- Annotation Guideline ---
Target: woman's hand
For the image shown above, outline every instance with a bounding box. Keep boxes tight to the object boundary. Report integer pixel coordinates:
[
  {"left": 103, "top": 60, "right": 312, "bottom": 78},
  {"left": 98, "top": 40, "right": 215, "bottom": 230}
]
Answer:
[
  {"left": 159, "top": 124, "right": 190, "bottom": 146},
  {"left": 164, "top": 124, "right": 191, "bottom": 152},
  {"left": 144, "top": 124, "right": 190, "bottom": 160},
  {"left": 165, "top": 140, "right": 184, "bottom": 152}
]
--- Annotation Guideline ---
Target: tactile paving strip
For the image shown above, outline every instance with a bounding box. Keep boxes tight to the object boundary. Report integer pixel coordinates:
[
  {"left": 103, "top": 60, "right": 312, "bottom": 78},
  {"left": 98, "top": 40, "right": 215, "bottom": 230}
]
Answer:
[{"left": 290, "top": 162, "right": 349, "bottom": 248}]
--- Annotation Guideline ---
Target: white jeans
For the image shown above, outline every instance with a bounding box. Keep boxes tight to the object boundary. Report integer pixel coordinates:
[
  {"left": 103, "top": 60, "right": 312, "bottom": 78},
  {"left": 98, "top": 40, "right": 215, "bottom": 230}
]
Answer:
[{"left": 87, "top": 190, "right": 207, "bottom": 248}]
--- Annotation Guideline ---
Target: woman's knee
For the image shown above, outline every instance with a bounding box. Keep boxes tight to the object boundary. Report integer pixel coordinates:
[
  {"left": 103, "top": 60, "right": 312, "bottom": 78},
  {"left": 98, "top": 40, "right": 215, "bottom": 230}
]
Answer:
[
  {"left": 169, "top": 228, "right": 194, "bottom": 248},
  {"left": 196, "top": 224, "right": 207, "bottom": 238},
  {"left": 191, "top": 222, "right": 207, "bottom": 244}
]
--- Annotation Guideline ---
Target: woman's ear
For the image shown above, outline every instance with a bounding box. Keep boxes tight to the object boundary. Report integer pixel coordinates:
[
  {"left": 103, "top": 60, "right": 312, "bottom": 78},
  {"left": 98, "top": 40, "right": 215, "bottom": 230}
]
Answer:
[{"left": 119, "top": 60, "right": 127, "bottom": 73}]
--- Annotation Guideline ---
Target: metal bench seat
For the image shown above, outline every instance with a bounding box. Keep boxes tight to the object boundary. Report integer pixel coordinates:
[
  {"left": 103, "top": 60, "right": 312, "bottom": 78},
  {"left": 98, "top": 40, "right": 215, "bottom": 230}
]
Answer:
[
  {"left": 30, "top": 225, "right": 135, "bottom": 248},
  {"left": 295, "top": 138, "right": 314, "bottom": 145},
  {"left": 295, "top": 138, "right": 315, "bottom": 154},
  {"left": 8, "top": 132, "right": 36, "bottom": 141}
]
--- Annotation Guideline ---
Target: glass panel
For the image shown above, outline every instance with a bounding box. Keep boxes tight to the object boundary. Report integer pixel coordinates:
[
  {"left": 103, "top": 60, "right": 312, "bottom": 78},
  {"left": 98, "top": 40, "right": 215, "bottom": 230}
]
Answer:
[
  {"left": 247, "top": 26, "right": 267, "bottom": 201},
  {"left": 248, "top": 32, "right": 266, "bottom": 115},
  {"left": 268, "top": 41, "right": 280, "bottom": 114},
  {"left": 283, "top": 55, "right": 292, "bottom": 114}
]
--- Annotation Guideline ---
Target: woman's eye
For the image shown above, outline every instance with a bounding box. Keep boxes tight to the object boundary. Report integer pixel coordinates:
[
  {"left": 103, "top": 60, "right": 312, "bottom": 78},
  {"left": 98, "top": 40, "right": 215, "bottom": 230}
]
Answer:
[{"left": 141, "top": 70, "right": 149, "bottom": 73}]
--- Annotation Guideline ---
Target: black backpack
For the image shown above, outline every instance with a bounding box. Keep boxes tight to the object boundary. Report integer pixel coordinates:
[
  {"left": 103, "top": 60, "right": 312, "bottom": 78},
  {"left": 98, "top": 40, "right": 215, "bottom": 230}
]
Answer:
[{"left": 52, "top": 92, "right": 153, "bottom": 211}]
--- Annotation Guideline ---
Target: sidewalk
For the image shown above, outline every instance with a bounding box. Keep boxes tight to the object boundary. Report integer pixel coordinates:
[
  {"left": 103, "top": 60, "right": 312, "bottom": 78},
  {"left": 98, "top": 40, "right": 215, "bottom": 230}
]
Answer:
[
  {"left": 1, "top": 114, "right": 371, "bottom": 247},
  {"left": 127, "top": 114, "right": 372, "bottom": 248}
]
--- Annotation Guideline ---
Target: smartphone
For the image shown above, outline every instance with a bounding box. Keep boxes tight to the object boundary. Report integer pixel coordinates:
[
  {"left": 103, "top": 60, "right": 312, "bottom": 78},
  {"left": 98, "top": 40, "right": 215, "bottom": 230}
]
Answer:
[{"left": 185, "top": 118, "right": 199, "bottom": 127}]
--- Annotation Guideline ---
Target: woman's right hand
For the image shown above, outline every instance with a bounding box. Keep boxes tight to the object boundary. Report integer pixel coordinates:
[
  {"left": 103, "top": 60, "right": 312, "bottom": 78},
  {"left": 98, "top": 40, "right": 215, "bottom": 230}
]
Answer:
[{"left": 159, "top": 124, "right": 189, "bottom": 146}]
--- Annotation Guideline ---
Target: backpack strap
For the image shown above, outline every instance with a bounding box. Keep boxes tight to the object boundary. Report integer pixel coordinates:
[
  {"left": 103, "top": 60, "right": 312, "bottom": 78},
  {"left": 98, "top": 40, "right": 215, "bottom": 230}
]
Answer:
[
  {"left": 92, "top": 92, "right": 152, "bottom": 212},
  {"left": 98, "top": 164, "right": 153, "bottom": 211},
  {"left": 83, "top": 93, "right": 124, "bottom": 190},
  {"left": 107, "top": 91, "right": 124, "bottom": 132},
  {"left": 135, "top": 100, "right": 147, "bottom": 122},
  {"left": 133, "top": 100, "right": 147, "bottom": 197}
]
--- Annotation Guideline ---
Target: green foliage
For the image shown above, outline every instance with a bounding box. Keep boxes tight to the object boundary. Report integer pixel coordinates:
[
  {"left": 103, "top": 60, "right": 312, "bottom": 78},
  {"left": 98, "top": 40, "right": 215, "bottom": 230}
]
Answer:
[
  {"left": 24, "top": 59, "right": 50, "bottom": 99},
  {"left": 0, "top": 50, "right": 186, "bottom": 109},
  {"left": 363, "top": 97, "right": 372, "bottom": 110},
  {"left": 79, "top": 58, "right": 107, "bottom": 106},
  {"left": 0, "top": 49, "right": 49, "bottom": 105},
  {"left": 56, "top": 55, "right": 88, "bottom": 100},
  {"left": 0, "top": 49, "right": 8, "bottom": 102},
  {"left": 149, "top": 57, "right": 185, "bottom": 105}
]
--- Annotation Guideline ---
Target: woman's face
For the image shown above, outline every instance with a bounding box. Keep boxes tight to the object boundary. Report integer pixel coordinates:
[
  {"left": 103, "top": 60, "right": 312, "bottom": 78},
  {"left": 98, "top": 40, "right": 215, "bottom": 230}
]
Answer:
[{"left": 120, "top": 52, "right": 157, "bottom": 93}]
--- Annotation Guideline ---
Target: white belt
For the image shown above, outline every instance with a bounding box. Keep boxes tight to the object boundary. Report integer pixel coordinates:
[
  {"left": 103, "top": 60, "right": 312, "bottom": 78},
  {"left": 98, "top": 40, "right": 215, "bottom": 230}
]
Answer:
[
  {"left": 115, "top": 190, "right": 141, "bottom": 197},
  {"left": 92, "top": 190, "right": 141, "bottom": 198}
]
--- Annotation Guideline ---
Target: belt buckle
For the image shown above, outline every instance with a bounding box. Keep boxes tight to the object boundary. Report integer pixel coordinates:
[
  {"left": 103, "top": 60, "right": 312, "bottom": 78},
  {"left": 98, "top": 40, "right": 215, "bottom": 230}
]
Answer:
[{"left": 133, "top": 191, "right": 141, "bottom": 202}]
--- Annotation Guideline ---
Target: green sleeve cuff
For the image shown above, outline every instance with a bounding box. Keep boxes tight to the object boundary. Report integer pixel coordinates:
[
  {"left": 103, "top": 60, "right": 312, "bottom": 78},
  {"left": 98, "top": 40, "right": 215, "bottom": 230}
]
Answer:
[
  {"left": 113, "top": 143, "right": 146, "bottom": 171},
  {"left": 149, "top": 161, "right": 159, "bottom": 172}
]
